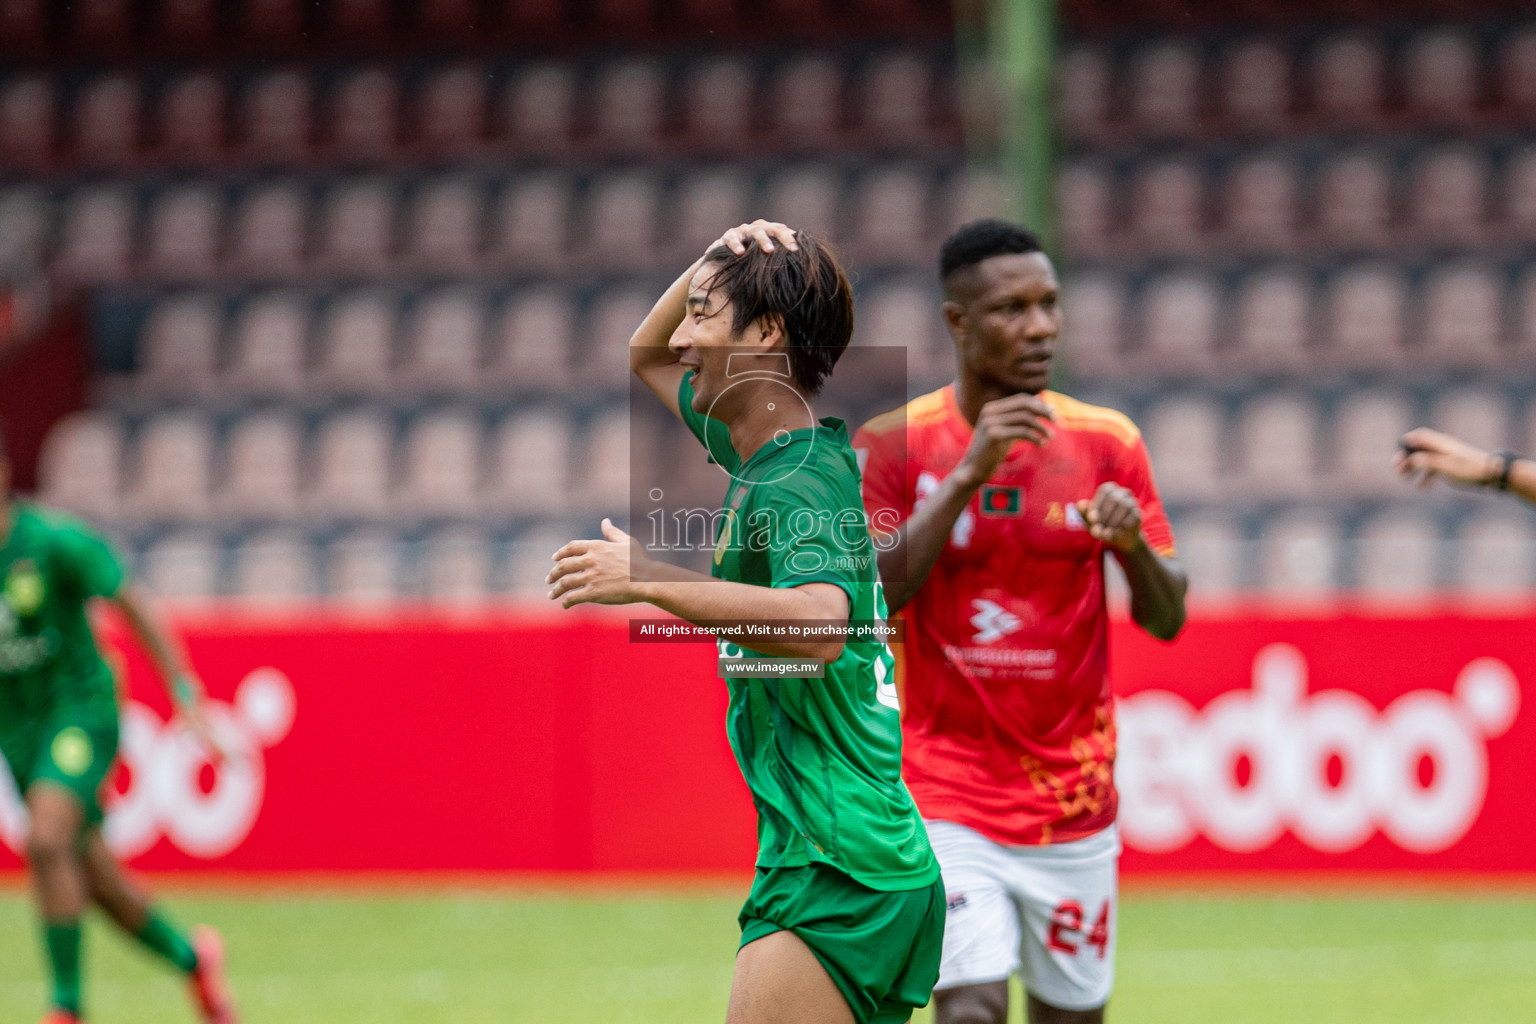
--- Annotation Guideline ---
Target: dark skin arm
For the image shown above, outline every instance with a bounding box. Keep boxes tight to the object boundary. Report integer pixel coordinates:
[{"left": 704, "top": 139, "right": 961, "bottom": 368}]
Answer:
[{"left": 1080, "top": 482, "right": 1188, "bottom": 641}]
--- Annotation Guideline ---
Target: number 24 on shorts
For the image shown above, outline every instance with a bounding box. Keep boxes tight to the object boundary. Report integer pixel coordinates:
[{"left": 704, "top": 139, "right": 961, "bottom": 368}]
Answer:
[{"left": 1047, "top": 900, "right": 1111, "bottom": 959}]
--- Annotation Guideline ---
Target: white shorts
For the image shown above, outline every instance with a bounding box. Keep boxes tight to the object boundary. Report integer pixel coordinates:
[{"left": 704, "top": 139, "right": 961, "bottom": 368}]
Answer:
[{"left": 927, "top": 819, "right": 1121, "bottom": 1012}]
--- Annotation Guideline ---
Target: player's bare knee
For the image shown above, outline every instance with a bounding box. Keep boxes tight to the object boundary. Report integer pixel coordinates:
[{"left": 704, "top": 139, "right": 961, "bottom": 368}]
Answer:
[
  {"left": 934, "top": 982, "right": 1008, "bottom": 1024},
  {"left": 25, "top": 827, "right": 75, "bottom": 872},
  {"left": 1025, "top": 994, "right": 1104, "bottom": 1024}
]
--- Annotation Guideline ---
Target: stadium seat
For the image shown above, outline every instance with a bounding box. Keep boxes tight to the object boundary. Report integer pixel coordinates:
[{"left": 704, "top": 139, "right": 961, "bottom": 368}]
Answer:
[
  {"left": 1403, "top": 28, "right": 1479, "bottom": 125},
  {"left": 326, "top": 529, "right": 401, "bottom": 606},
  {"left": 487, "top": 173, "right": 571, "bottom": 270},
  {"left": 1498, "top": 26, "right": 1536, "bottom": 116},
  {"left": 1232, "top": 267, "right": 1310, "bottom": 370},
  {"left": 858, "top": 50, "right": 932, "bottom": 146},
  {"left": 138, "top": 294, "right": 221, "bottom": 393},
  {"left": 156, "top": 72, "right": 226, "bottom": 162},
  {"left": 762, "top": 165, "right": 840, "bottom": 241},
  {"left": 502, "top": 522, "right": 579, "bottom": 599},
  {"left": 139, "top": 531, "right": 222, "bottom": 604},
  {"left": 1170, "top": 513, "right": 1244, "bottom": 602},
  {"left": 217, "top": 411, "right": 304, "bottom": 518},
  {"left": 1429, "top": 386, "right": 1511, "bottom": 453},
  {"left": 578, "top": 407, "right": 635, "bottom": 511},
  {"left": 326, "top": 66, "right": 398, "bottom": 160},
  {"left": 71, "top": 74, "right": 140, "bottom": 166},
  {"left": 0, "top": 75, "right": 53, "bottom": 169},
  {"left": 414, "top": 62, "right": 487, "bottom": 152},
  {"left": 672, "top": 169, "right": 753, "bottom": 259},
  {"left": 1236, "top": 392, "right": 1319, "bottom": 497},
  {"left": 682, "top": 56, "right": 756, "bottom": 151},
  {"left": 1310, "top": 34, "right": 1384, "bottom": 125},
  {"left": 1056, "top": 45, "right": 1112, "bottom": 139},
  {"left": 590, "top": 58, "right": 666, "bottom": 154},
  {"left": 1141, "top": 395, "right": 1224, "bottom": 500},
  {"left": 313, "top": 290, "right": 395, "bottom": 394},
  {"left": 226, "top": 181, "right": 307, "bottom": 278},
  {"left": 240, "top": 69, "right": 313, "bottom": 163},
  {"left": 157, "top": 0, "right": 216, "bottom": 42},
  {"left": 858, "top": 278, "right": 942, "bottom": 376},
  {"left": 1130, "top": 159, "right": 1204, "bottom": 252},
  {"left": 144, "top": 183, "right": 223, "bottom": 280},
  {"left": 581, "top": 171, "right": 661, "bottom": 267},
  {"left": 400, "top": 289, "right": 484, "bottom": 391},
  {"left": 495, "top": 0, "right": 567, "bottom": 35},
  {"left": 1314, "top": 150, "right": 1393, "bottom": 249},
  {"left": 1128, "top": 40, "right": 1202, "bottom": 137},
  {"left": 230, "top": 530, "right": 316, "bottom": 603},
  {"left": 37, "top": 412, "right": 124, "bottom": 519},
  {"left": 1222, "top": 155, "right": 1299, "bottom": 250},
  {"left": 330, "top": 0, "right": 391, "bottom": 37},
  {"left": 1323, "top": 264, "right": 1406, "bottom": 368},
  {"left": 1139, "top": 272, "right": 1220, "bottom": 371},
  {"left": 226, "top": 292, "right": 309, "bottom": 395},
  {"left": 1258, "top": 510, "right": 1341, "bottom": 600},
  {"left": 396, "top": 408, "right": 484, "bottom": 516},
  {"left": 70, "top": 0, "right": 131, "bottom": 43},
  {"left": 847, "top": 165, "right": 930, "bottom": 263},
  {"left": 1220, "top": 37, "right": 1292, "bottom": 131},
  {"left": 935, "top": 167, "right": 1009, "bottom": 242},
  {"left": 1516, "top": 264, "right": 1536, "bottom": 354},
  {"left": 1418, "top": 262, "right": 1505, "bottom": 365},
  {"left": 486, "top": 289, "right": 575, "bottom": 391},
  {"left": 1354, "top": 510, "right": 1440, "bottom": 605},
  {"left": 127, "top": 412, "right": 215, "bottom": 520},
  {"left": 484, "top": 410, "right": 572, "bottom": 515},
  {"left": 1060, "top": 272, "right": 1123, "bottom": 376},
  {"left": 585, "top": 288, "right": 656, "bottom": 387},
  {"left": 1326, "top": 388, "right": 1413, "bottom": 495},
  {"left": 501, "top": 62, "right": 577, "bottom": 154},
  {"left": 1406, "top": 145, "right": 1488, "bottom": 246},
  {"left": 307, "top": 410, "right": 395, "bottom": 517},
  {"left": 0, "top": 185, "right": 51, "bottom": 270},
  {"left": 770, "top": 55, "right": 844, "bottom": 148},
  {"left": 1056, "top": 162, "right": 1114, "bottom": 256},
  {"left": 53, "top": 186, "right": 134, "bottom": 284},
  {"left": 1454, "top": 512, "right": 1536, "bottom": 602},
  {"left": 0, "top": 0, "right": 45, "bottom": 47},
  {"left": 314, "top": 178, "right": 395, "bottom": 275},
  {"left": 244, "top": 0, "right": 303, "bottom": 39},
  {"left": 1503, "top": 145, "right": 1536, "bottom": 241},
  {"left": 420, "top": 527, "right": 494, "bottom": 606},
  {"left": 403, "top": 175, "right": 482, "bottom": 272}
]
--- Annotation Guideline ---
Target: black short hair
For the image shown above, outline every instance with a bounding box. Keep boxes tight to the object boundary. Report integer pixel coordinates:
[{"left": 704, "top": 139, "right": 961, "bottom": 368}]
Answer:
[
  {"left": 700, "top": 232, "right": 854, "bottom": 396},
  {"left": 939, "top": 219, "right": 1045, "bottom": 284}
]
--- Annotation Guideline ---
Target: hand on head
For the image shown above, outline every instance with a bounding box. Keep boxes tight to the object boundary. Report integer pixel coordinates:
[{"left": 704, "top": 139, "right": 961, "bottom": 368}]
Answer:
[
  {"left": 1394, "top": 428, "right": 1498, "bottom": 489},
  {"left": 711, "top": 220, "right": 800, "bottom": 257}
]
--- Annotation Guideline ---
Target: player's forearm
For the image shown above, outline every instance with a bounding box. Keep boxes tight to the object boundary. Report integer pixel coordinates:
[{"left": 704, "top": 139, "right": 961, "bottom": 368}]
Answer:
[
  {"left": 1117, "top": 542, "right": 1188, "bottom": 641},
  {"left": 629, "top": 258, "right": 703, "bottom": 372},
  {"left": 114, "top": 587, "right": 203, "bottom": 711},
  {"left": 877, "top": 469, "right": 981, "bottom": 613},
  {"left": 1502, "top": 458, "right": 1536, "bottom": 505},
  {"left": 633, "top": 574, "right": 847, "bottom": 662}
]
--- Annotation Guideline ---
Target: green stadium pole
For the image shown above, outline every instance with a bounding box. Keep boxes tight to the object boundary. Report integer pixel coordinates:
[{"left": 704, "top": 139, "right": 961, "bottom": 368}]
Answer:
[{"left": 990, "top": 0, "right": 1058, "bottom": 256}]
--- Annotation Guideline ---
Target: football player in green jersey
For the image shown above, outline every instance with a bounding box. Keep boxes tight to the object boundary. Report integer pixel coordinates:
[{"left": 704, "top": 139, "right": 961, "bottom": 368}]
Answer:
[
  {"left": 0, "top": 427, "right": 238, "bottom": 1024},
  {"left": 549, "top": 221, "right": 944, "bottom": 1024}
]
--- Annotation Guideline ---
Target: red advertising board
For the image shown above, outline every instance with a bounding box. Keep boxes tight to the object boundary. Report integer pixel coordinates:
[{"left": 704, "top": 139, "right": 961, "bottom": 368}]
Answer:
[{"left": 0, "top": 608, "right": 1531, "bottom": 876}]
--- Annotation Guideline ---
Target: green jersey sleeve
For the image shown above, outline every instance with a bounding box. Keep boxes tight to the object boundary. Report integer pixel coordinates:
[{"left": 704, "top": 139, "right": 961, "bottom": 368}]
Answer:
[
  {"left": 51, "top": 514, "right": 129, "bottom": 600},
  {"left": 676, "top": 371, "right": 741, "bottom": 474}
]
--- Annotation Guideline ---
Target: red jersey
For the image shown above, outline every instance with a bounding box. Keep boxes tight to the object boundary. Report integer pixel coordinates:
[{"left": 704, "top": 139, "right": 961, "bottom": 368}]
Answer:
[{"left": 852, "top": 384, "right": 1176, "bottom": 846}]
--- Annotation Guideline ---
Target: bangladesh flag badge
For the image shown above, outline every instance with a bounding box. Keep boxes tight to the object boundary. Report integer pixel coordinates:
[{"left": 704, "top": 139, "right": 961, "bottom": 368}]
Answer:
[{"left": 979, "top": 485, "right": 1023, "bottom": 517}]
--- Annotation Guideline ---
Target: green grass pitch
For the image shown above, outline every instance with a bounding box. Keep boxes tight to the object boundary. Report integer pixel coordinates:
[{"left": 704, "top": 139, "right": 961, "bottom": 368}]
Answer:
[{"left": 1, "top": 885, "right": 1534, "bottom": 1023}]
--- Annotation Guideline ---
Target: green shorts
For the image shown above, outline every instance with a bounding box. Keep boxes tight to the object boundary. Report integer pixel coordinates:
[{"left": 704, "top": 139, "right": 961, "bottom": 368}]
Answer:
[
  {"left": 1, "top": 712, "right": 119, "bottom": 827},
  {"left": 738, "top": 862, "right": 945, "bottom": 1024}
]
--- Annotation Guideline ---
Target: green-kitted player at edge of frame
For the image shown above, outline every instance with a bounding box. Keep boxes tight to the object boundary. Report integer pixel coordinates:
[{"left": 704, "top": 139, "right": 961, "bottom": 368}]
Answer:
[
  {"left": 0, "top": 425, "right": 239, "bottom": 1024},
  {"left": 548, "top": 219, "right": 944, "bottom": 1024}
]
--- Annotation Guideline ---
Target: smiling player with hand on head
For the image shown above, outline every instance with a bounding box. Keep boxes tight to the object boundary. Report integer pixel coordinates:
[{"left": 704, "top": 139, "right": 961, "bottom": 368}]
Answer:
[
  {"left": 853, "top": 220, "right": 1188, "bottom": 1024},
  {"left": 548, "top": 220, "right": 944, "bottom": 1024}
]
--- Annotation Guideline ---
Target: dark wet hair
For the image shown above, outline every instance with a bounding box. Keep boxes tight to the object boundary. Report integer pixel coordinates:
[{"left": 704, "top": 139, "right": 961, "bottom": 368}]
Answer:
[
  {"left": 700, "top": 231, "right": 854, "bottom": 396},
  {"left": 939, "top": 219, "right": 1045, "bottom": 285}
]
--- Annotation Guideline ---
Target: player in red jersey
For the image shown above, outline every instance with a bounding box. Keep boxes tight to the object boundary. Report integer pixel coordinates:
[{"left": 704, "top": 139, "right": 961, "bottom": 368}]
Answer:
[{"left": 852, "top": 221, "right": 1188, "bottom": 1024}]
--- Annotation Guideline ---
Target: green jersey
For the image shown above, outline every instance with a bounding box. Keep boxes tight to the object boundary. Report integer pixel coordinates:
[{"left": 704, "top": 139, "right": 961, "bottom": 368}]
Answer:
[
  {"left": 0, "top": 503, "right": 127, "bottom": 749},
  {"left": 678, "top": 372, "right": 939, "bottom": 891}
]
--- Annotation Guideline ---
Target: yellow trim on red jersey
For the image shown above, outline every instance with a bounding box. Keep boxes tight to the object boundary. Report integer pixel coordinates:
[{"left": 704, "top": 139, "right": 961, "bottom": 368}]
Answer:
[
  {"left": 1043, "top": 391, "right": 1141, "bottom": 448},
  {"left": 857, "top": 386, "right": 952, "bottom": 439}
]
